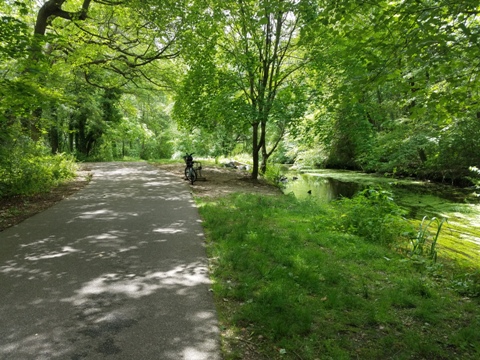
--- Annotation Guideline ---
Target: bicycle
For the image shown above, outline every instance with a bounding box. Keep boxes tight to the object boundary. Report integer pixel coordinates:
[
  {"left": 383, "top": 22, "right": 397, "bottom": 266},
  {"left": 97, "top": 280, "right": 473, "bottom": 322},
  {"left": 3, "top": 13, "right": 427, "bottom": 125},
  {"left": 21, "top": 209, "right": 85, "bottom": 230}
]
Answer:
[{"left": 183, "top": 153, "right": 201, "bottom": 184}]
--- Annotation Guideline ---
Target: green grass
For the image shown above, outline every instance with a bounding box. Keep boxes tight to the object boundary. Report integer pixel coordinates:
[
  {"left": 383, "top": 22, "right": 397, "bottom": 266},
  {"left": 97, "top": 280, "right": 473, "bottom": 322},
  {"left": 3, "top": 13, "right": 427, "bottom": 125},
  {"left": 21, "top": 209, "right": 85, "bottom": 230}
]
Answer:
[{"left": 198, "top": 193, "right": 480, "bottom": 359}]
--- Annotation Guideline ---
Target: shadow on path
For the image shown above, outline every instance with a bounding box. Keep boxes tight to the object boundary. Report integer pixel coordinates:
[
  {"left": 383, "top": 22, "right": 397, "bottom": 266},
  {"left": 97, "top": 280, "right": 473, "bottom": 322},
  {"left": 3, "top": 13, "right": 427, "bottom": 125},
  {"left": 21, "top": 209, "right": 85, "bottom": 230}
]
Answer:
[{"left": 0, "top": 162, "right": 221, "bottom": 360}]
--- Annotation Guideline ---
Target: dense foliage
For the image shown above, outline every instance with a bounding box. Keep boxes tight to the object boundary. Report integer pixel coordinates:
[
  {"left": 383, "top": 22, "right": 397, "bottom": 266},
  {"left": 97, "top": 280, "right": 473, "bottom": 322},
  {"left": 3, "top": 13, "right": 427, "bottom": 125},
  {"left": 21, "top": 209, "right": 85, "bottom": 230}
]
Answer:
[
  {"left": 1, "top": 0, "right": 479, "bottom": 195},
  {"left": 298, "top": 0, "right": 480, "bottom": 184}
]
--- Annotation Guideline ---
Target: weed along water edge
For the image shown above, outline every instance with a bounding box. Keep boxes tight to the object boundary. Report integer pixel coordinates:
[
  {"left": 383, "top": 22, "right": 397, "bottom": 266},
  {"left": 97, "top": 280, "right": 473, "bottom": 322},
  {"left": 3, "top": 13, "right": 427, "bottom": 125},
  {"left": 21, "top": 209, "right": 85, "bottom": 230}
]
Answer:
[{"left": 282, "top": 169, "right": 480, "bottom": 267}]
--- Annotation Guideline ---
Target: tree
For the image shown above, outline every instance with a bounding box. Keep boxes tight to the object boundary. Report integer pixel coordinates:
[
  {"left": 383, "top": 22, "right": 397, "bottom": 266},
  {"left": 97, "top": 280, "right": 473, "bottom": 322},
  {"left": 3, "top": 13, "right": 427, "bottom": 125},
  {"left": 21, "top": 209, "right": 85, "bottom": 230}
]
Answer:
[
  {"left": 303, "top": 0, "right": 480, "bottom": 182},
  {"left": 175, "top": 0, "right": 313, "bottom": 179},
  {"left": 17, "top": 0, "right": 182, "bottom": 156},
  {"left": 0, "top": 0, "right": 186, "bottom": 195}
]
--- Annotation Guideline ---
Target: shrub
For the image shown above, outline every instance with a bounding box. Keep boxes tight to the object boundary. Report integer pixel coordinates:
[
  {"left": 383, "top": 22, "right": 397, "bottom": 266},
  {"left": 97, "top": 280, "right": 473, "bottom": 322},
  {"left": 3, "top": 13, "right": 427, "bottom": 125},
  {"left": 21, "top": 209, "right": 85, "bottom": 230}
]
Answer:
[
  {"left": 332, "top": 187, "right": 412, "bottom": 245},
  {"left": 469, "top": 166, "right": 480, "bottom": 187},
  {"left": 262, "top": 163, "right": 287, "bottom": 185},
  {"left": 0, "top": 141, "right": 76, "bottom": 197}
]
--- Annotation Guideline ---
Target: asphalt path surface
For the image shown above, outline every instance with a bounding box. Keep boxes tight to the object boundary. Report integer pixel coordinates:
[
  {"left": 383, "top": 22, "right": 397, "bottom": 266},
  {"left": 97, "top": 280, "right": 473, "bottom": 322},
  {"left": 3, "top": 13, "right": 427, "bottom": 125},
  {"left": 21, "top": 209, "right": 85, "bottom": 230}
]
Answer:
[{"left": 0, "top": 162, "right": 221, "bottom": 360}]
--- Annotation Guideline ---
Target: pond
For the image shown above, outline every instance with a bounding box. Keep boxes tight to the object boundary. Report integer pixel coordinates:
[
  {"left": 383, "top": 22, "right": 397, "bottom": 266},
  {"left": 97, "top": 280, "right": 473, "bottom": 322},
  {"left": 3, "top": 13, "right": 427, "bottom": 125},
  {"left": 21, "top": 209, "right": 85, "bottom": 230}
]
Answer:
[{"left": 282, "top": 169, "right": 480, "bottom": 267}]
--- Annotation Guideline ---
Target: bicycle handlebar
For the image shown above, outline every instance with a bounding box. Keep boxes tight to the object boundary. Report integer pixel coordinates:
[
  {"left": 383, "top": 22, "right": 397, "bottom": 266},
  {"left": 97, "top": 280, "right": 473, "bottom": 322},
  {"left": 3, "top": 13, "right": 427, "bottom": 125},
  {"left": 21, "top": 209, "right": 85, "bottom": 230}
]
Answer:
[{"left": 184, "top": 153, "right": 194, "bottom": 164}]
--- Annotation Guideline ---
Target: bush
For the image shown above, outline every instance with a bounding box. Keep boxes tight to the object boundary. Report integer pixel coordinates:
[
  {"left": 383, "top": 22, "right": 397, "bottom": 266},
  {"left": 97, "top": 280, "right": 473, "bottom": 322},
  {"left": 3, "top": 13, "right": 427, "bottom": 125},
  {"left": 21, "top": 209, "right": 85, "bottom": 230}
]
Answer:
[
  {"left": 0, "top": 141, "right": 76, "bottom": 197},
  {"left": 332, "top": 187, "right": 412, "bottom": 245},
  {"left": 469, "top": 166, "right": 480, "bottom": 187},
  {"left": 263, "top": 163, "right": 288, "bottom": 185}
]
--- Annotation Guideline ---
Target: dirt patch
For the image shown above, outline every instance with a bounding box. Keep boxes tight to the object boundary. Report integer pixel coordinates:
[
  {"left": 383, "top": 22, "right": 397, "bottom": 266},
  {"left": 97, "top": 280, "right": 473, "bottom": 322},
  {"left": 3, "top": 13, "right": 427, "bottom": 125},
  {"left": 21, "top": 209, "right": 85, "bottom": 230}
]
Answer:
[
  {"left": 154, "top": 163, "right": 282, "bottom": 199},
  {"left": 0, "top": 168, "right": 92, "bottom": 232},
  {"left": 0, "top": 162, "right": 281, "bottom": 232}
]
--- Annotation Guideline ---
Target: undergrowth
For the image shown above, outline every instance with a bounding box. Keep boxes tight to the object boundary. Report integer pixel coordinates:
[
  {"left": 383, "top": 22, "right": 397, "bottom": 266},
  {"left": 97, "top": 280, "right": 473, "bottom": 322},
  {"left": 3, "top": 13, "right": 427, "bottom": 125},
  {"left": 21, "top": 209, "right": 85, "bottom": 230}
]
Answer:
[
  {"left": 0, "top": 142, "right": 76, "bottom": 197},
  {"left": 198, "top": 191, "right": 480, "bottom": 359}
]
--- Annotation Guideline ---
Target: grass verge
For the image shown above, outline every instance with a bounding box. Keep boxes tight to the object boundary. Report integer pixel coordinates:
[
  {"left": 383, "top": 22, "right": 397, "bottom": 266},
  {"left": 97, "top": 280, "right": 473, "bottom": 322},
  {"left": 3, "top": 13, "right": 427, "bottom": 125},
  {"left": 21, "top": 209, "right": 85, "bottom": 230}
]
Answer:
[{"left": 197, "top": 192, "right": 480, "bottom": 359}]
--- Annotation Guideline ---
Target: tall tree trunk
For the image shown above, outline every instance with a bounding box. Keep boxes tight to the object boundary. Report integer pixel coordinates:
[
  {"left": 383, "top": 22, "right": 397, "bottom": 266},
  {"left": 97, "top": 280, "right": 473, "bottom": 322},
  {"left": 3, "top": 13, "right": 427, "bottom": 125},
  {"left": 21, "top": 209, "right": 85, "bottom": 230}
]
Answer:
[
  {"left": 251, "top": 122, "right": 260, "bottom": 180},
  {"left": 76, "top": 114, "right": 92, "bottom": 157},
  {"left": 50, "top": 127, "right": 59, "bottom": 154},
  {"left": 68, "top": 123, "right": 74, "bottom": 152},
  {"left": 261, "top": 123, "right": 285, "bottom": 175},
  {"left": 260, "top": 121, "right": 268, "bottom": 174}
]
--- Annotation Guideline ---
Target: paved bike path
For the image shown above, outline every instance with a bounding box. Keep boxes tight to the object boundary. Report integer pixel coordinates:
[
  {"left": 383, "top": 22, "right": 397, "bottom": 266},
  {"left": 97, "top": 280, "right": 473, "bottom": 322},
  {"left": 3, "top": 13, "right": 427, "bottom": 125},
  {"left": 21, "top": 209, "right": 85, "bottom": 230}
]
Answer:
[{"left": 0, "top": 162, "right": 221, "bottom": 360}]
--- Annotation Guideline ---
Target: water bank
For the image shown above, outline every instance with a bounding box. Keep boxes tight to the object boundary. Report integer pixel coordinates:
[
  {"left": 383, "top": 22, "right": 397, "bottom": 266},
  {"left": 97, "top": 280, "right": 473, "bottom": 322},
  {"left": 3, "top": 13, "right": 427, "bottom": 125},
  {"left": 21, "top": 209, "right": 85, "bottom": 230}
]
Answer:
[{"left": 281, "top": 169, "right": 480, "bottom": 267}]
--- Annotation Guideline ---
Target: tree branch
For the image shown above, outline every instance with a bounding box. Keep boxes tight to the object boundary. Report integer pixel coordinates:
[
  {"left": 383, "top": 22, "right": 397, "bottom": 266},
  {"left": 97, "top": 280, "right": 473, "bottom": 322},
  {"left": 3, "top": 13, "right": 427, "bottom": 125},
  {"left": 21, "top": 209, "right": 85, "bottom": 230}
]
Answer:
[{"left": 35, "top": 0, "right": 92, "bottom": 35}]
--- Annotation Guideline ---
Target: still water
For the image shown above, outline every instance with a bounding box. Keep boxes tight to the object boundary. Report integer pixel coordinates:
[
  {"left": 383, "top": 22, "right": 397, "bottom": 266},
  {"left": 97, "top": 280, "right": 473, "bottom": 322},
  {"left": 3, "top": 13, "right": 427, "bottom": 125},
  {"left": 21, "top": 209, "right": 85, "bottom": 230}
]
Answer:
[
  {"left": 282, "top": 169, "right": 480, "bottom": 266},
  {"left": 283, "top": 171, "right": 362, "bottom": 201}
]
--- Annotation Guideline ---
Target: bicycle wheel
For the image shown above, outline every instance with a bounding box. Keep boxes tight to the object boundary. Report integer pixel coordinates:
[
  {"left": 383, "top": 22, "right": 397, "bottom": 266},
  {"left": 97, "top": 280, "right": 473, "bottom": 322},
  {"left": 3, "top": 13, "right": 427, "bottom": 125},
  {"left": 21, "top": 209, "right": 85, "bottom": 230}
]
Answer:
[
  {"left": 184, "top": 167, "right": 189, "bottom": 180},
  {"left": 187, "top": 168, "right": 197, "bottom": 184}
]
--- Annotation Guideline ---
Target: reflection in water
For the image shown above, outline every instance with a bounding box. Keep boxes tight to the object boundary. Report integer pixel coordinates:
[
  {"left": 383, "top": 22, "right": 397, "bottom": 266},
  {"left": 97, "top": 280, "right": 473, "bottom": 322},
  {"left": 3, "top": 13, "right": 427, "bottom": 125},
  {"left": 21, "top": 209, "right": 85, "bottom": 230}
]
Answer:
[{"left": 283, "top": 174, "right": 362, "bottom": 202}]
